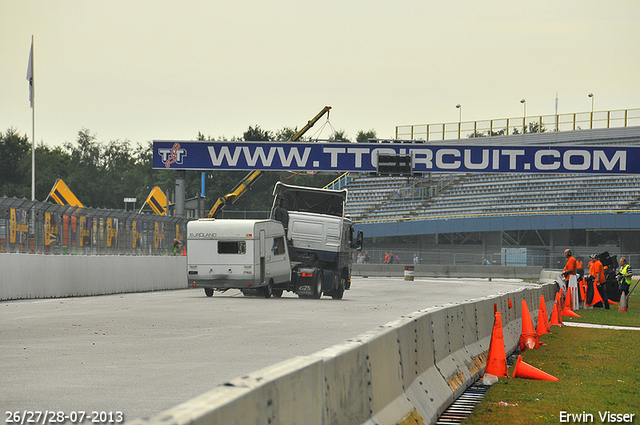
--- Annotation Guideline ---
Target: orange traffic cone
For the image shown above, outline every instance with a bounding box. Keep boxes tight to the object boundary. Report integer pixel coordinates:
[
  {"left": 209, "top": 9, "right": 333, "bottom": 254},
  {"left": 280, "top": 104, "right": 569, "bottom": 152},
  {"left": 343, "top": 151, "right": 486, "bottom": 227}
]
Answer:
[
  {"left": 536, "top": 307, "right": 549, "bottom": 335},
  {"left": 562, "top": 287, "right": 581, "bottom": 317},
  {"left": 587, "top": 280, "right": 604, "bottom": 307},
  {"left": 558, "top": 301, "right": 564, "bottom": 324},
  {"left": 619, "top": 294, "right": 628, "bottom": 312},
  {"left": 508, "top": 298, "right": 513, "bottom": 309},
  {"left": 484, "top": 312, "right": 508, "bottom": 378},
  {"left": 564, "top": 287, "right": 573, "bottom": 311},
  {"left": 512, "top": 355, "right": 558, "bottom": 381},
  {"left": 562, "top": 308, "right": 580, "bottom": 318},
  {"left": 539, "top": 295, "right": 551, "bottom": 333},
  {"left": 563, "top": 309, "right": 580, "bottom": 317},
  {"left": 550, "top": 302, "right": 562, "bottom": 326},
  {"left": 579, "top": 278, "right": 587, "bottom": 305},
  {"left": 519, "top": 299, "right": 539, "bottom": 351}
]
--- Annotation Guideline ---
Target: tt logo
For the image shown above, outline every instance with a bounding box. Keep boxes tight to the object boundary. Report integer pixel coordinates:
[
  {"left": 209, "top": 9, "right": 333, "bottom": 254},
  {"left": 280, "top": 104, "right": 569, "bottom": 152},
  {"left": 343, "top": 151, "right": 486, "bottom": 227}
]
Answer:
[{"left": 158, "top": 143, "right": 187, "bottom": 168}]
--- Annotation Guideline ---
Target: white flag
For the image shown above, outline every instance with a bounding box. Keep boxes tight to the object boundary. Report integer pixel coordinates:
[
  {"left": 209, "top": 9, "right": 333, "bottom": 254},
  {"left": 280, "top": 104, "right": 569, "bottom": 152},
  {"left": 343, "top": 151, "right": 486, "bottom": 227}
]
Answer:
[{"left": 26, "top": 39, "right": 34, "bottom": 108}]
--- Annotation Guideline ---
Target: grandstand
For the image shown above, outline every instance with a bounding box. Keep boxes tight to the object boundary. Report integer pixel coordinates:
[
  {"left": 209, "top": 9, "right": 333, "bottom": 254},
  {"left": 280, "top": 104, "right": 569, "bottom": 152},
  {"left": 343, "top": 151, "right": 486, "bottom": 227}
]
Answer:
[
  {"left": 345, "top": 125, "right": 640, "bottom": 268},
  {"left": 346, "top": 173, "right": 640, "bottom": 222}
]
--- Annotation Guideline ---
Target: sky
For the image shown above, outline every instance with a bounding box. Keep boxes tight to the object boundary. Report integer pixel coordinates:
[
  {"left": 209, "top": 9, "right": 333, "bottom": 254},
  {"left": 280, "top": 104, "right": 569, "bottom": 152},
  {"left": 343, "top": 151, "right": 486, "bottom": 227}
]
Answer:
[{"left": 2, "top": 1, "right": 639, "bottom": 148}]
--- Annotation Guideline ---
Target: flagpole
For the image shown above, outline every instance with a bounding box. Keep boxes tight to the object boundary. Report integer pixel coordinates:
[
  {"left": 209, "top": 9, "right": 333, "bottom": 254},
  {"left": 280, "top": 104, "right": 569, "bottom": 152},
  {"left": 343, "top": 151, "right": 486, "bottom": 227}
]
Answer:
[{"left": 30, "top": 35, "right": 36, "bottom": 201}]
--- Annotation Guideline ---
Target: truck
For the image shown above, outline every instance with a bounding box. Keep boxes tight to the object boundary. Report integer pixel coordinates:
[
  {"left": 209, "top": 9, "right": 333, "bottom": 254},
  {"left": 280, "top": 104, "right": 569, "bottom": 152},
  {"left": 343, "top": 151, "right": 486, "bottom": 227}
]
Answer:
[{"left": 186, "top": 182, "right": 363, "bottom": 299}]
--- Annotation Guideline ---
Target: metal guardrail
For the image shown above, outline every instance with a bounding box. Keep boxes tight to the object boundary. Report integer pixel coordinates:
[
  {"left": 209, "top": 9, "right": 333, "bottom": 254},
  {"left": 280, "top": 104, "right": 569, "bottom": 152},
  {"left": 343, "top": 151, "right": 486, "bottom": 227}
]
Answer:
[
  {"left": 354, "top": 208, "right": 640, "bottom": 224},
  {"left": 323, "top": 172, "right": 352, "bottom": 191},
  {"left": 396, "top": 108, "right": 640, "bottom": 141},
  {"left": 0, "top": 197, "right": 189, "bottom": 255}
]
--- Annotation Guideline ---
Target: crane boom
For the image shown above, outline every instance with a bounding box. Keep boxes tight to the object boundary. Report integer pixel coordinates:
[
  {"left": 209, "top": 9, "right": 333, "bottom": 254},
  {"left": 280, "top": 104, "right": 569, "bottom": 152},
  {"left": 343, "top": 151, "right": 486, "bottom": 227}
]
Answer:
[
  {"left": 289, "top": 106, "right": 331, "bottom": 142},
  {"left": 207, "top": 106, "right": 332, "bottom": 218}
]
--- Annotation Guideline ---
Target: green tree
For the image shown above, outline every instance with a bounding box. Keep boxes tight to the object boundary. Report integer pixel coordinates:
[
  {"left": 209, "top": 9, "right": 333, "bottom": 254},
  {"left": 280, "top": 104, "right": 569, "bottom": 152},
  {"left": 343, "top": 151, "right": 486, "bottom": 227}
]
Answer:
[
  {"left": 0, "top": 128, "right": 31, "bottom": 198},
  {"left": 243, "top": 125, "right": 273, "bottom": 141},
  {"left": 356, "top": 129, "right": 377, "bottom": 143},
  {"left": 275, "top": 126, "right": 298, "bottom": 141},
  {"left": 512, "top": 121, "right": 547, "bottom": 135},
  {"left": 328, "top": 129, "right": 351, "bottom": 142},
  {"left": 63, "top": 129, "right": 102, "bottom": 206},
  {"left": 31, "top": 145, "right": 72, "bottom": 201}
]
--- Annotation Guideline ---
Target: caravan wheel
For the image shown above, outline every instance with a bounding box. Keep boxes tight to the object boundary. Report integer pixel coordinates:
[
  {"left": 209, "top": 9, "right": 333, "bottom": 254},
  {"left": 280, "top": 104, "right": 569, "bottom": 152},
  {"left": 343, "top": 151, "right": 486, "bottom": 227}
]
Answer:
[
  {"left": 204, "top": 288, "right": 214, "bottom": 297},
  {"left": 262, "top": 281, "right": 273, "bottom": 298}
]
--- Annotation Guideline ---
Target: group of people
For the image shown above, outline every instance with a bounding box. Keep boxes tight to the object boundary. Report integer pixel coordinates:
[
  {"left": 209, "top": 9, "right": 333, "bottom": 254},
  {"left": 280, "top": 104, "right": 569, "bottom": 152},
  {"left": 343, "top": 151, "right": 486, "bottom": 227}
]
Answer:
[
  {"left": 384, "top": 251, "right": 401, "bottom": 264},
  {"left": 356, "top": 251, "right": 421, "bottom": 264},
  {"left": 356, "top": 251, "right": 371, "bottom": 264},
  {"left": 357, "top": 251, "right": 419, "bottom": 264},
  {"left": 560, "top": 248, "right": 633, "bottom": 310}
]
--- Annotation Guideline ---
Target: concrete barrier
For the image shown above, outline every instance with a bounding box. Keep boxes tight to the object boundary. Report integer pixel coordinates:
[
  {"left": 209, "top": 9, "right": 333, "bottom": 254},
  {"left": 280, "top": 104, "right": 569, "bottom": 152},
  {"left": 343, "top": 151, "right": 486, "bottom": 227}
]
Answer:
[
  {"left": 314, "top": 339, "right": 372, "bottom": 425},
  {"left": 396, "top": 312, "right": 452, "bottom": 423},
  {"left": 538, "top": 269, "right": 562, "bottom": 284},
  {"left": 0, "top": 254, "right": 186, "bottom": 301},
  {"left": 147, "top": 356, "right": 325, "bottom": 425},
  {"left": 127, "top": 282, "right": 557, "bottom": 425},
  {"left": 352, "top": 264, "right": 543, "bottom": 280}
]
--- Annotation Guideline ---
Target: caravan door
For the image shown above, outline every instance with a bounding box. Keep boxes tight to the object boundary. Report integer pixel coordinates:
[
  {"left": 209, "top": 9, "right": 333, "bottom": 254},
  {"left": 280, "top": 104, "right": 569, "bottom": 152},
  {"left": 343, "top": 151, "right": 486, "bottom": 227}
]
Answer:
[{"left": 259, "top": 229, "right": 266, "bottom": 285}]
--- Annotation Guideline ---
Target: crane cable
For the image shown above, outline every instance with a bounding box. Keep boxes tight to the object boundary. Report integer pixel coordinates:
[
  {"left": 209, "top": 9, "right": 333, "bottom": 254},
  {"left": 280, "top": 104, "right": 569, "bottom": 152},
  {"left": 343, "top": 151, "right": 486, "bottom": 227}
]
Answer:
[{"left": 308, "top": 116, "right": 339, "bottom": 141}]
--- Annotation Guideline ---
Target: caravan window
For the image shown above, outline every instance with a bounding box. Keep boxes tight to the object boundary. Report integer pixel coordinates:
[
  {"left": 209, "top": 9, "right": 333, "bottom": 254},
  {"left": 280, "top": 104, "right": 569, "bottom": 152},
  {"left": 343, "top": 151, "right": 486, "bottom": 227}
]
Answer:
[
  {"left": 272, "top": 237, "right": 286, "bottom": 256},
  {"left": 218, "top": 241, "right": 246, "bottom": 254}
]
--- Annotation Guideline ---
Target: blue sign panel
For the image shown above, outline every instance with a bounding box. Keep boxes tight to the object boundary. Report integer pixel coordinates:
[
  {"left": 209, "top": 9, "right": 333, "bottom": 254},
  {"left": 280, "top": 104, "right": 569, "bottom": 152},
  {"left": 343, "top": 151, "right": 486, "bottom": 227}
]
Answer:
[{"left": 153, "top": 140, "right": 640, "bottom": 174}]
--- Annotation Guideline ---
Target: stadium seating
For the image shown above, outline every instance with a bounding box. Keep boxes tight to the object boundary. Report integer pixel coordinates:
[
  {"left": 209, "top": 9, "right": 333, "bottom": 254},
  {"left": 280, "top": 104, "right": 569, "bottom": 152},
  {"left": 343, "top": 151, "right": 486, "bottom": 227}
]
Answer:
[{"left": 345, "top": 173, "right": 640, "bottom": 222}]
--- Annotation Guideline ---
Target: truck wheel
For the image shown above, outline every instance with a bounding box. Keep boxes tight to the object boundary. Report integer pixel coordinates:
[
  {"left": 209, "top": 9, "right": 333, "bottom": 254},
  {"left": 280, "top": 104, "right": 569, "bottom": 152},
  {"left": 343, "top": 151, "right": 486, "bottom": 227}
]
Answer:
[
  {"left": 332, "top": 278, "right": 345, "bottom": 300},
  {"left": 204, "top": 288, "right": 214, "bottom": 297},
  {"left": 312, "top": 273, "right": 323, "bottom": 299},
  {"left": 263, "top": 281, "right": 273, "bottom": 298},
  {"left": 273, "top": 289, "right": 283, "bottom": 298}
]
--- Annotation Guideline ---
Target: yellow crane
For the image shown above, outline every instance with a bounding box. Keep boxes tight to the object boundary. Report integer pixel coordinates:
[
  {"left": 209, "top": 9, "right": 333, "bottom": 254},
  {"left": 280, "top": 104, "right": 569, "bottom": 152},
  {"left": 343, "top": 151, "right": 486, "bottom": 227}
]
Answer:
[{"left": 207, "top": 106, "right": 332, "bottom": 218}]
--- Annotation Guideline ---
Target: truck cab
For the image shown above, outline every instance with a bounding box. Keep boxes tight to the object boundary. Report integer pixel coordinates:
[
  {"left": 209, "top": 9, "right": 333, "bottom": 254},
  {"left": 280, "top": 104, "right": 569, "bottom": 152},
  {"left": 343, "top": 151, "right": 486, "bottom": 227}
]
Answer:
[{"left": 270, "top": 182, "right": 363, "bottom": 299}]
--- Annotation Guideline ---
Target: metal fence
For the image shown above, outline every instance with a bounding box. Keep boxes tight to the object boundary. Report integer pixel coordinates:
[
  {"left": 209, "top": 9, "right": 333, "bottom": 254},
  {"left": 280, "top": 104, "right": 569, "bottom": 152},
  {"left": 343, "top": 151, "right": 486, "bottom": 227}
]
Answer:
[
  {"left": 396, "top": 107, "right": 640, "bottom": 141},
  {"left": 0, "top": 197, "right": 189, "bottom": 255},
  {"left": 356, "top": 248, "right": 640, "bottom": 270}
]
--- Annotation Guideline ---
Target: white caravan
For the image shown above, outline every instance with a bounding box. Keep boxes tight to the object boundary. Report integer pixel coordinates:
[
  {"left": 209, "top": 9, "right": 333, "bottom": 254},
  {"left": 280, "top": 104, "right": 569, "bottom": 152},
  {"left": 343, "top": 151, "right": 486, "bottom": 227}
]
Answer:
[{"left": 187, "top": 219, "right": 291, "bottom": 298}]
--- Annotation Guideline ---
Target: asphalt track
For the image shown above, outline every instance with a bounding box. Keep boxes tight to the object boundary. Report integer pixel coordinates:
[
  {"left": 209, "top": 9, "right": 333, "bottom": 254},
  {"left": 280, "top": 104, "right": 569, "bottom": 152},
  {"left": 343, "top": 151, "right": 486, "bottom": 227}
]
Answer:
[{"left": 1, "top": 277, "right": 538, "bottom": 421}]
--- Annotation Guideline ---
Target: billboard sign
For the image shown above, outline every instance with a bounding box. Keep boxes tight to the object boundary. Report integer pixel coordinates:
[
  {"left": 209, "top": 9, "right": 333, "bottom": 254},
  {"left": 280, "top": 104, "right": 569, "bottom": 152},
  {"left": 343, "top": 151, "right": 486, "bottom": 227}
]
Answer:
[{"left": 153, "top": 141, "right": 640, "bottom": 174}]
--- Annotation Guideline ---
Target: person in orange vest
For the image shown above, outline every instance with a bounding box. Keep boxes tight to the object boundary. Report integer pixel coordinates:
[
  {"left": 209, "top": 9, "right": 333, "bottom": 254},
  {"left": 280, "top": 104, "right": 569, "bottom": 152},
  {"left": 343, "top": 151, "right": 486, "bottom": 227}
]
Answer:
[
  {"left": 589, "top": 253, "right": 609, "bottom": 309},
  {"left": 561, "top": 249, "right": 577, "bottom": 299},
  {"left": 573, "top": 256, "right": 584, "bottom": 309},
  {"left": 576, "top": 257, "right": 584, "bottom": 281}
]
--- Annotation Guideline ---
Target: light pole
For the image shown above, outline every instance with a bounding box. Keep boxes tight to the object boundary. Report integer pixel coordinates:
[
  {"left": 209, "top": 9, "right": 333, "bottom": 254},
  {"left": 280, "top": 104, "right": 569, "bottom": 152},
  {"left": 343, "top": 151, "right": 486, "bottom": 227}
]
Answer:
[
  {"left": 520, "top": 99, "right": 526, "bottom": 133},
  {"left": 456, "top": 104, "right": 461, "bottom": 139},
  {"left": 588, "top": 93, "right": 594, "bottom": 129}
]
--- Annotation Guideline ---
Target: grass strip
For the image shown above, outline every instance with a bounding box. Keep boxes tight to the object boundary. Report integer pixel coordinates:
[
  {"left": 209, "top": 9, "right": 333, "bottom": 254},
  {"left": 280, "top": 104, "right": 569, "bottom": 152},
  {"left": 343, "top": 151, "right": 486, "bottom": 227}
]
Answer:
[
  {"left": 463, "top": 296, "right": 640, "bottom": 424},
  {"left": 562, "top": 291, "right": 640, "bottom": 328}
]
